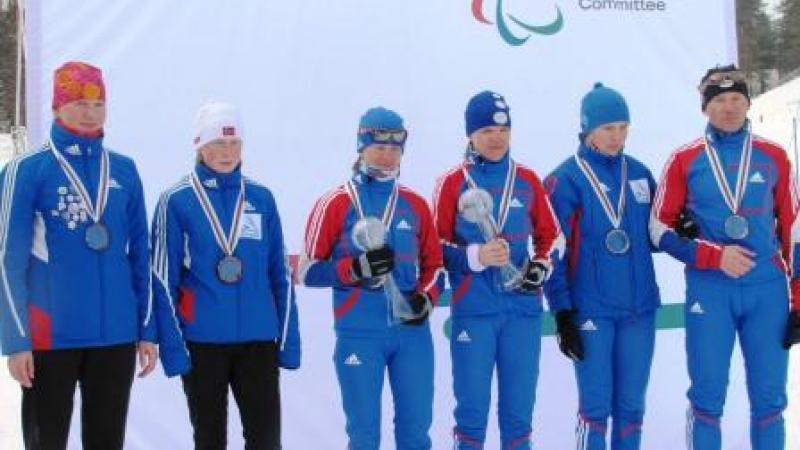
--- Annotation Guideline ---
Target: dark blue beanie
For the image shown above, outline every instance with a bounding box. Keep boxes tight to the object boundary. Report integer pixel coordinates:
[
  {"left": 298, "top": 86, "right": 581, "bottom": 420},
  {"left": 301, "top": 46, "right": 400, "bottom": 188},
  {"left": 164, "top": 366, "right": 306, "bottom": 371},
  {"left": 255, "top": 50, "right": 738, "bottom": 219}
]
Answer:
[
  {"left": 580, "top": 83, "right": 630, "bottom": 137},
  {"left": 357, "top": 107, "right": 405, "bottom": 152},
  {"left": 465, "top": 91, "right": 511, "bottom": 136}
]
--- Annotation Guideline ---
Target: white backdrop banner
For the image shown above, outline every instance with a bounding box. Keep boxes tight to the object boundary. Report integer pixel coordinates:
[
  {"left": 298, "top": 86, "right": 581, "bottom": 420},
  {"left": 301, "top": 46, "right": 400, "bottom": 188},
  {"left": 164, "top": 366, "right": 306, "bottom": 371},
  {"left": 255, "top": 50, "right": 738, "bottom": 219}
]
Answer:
[{"left": 22, "top": 1, "right": 769, "bottom": 449}]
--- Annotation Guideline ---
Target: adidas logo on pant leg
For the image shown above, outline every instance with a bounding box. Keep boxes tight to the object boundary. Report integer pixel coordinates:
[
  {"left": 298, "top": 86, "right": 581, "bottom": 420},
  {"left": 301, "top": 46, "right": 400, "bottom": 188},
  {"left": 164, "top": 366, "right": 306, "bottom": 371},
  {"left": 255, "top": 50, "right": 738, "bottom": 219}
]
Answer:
[{"left": 344, "top": 353, "right": 362, "bottom": 366}]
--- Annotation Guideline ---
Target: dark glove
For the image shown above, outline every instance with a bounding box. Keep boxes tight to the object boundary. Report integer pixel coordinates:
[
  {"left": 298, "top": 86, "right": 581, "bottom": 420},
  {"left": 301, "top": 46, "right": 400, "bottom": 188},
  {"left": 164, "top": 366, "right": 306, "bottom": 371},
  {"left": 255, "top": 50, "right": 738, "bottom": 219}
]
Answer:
[
  {"left": 403, "top": 292, "right": 431, "bottom": 326},
  {"left": 555, "top": 309, "right": 584, "bottom": 361},
  {"left": 351, "top": 246, "right": 395, "bottom": 281},
  {"left": 676, "top": 210, "right": 699, "bottom": 240},
  {"left": 518, "top": 258, "right": 550, "bottom": 293},
  {"left": 783, "top": 310, "right": 800, "bottom": 349}
]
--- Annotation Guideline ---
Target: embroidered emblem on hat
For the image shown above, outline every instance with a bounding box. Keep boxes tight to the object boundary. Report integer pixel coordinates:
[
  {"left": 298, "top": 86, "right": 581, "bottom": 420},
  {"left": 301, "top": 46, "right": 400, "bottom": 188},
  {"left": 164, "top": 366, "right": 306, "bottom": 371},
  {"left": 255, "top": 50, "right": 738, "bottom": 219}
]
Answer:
[
  {"left": 495, "top": 101, "right": 507, "bottom": 109},
  {"left": 493, "top": 111, "right": 509, "bottom": 125},
  {"left": 222, "top": 126, "right": 236, "bottom": 136}
]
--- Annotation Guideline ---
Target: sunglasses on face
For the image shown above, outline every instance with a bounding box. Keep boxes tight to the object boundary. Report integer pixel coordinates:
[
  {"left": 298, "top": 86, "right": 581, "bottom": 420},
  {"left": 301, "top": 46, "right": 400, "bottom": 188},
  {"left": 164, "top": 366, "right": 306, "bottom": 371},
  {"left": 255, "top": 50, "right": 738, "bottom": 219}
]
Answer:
[
  {"left": 359, "top": 128, "right": 408, "bottom": 145},
  {"left": 698, "top": 70, "right": 747, "bottom": 92}
]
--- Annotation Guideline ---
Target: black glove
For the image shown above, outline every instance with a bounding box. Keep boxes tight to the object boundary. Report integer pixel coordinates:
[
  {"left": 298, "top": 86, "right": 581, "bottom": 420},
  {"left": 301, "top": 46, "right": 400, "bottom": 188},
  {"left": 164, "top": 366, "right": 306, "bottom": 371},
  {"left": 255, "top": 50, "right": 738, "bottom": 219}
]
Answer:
[
  {"left": 351, "top": 246, "right": 395, "bottom": 281},
  {"left": 783, "top": 310, "right": 800, "bottom": 349},
  {"left": 518, "top": 259, "right": 550, "bottom": 293},
  {"left": 555, "top": 309, "right": 584, "bottom": 361},
  {"left": 676, "top": 210, "right": 699, "bottom": 240},
  {"left": 403, "top": 292, "right": 431, "bottom": 326}
]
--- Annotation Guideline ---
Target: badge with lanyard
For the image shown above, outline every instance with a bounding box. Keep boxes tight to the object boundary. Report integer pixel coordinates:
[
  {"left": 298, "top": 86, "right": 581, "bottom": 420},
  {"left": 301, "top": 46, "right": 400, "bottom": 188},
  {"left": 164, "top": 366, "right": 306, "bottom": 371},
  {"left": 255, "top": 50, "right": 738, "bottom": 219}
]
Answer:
[
  {"left": 49, "top": 139, "right": 111, "bottom": 251},
  {"left": 574, "top": 153, "right": 630, "bottom": 255},
  {"left": 190, "top": 171, "right": 246, "bottom": 284},
  {"left": 704, "top": 126, "right": 753, "bottom": 240}
]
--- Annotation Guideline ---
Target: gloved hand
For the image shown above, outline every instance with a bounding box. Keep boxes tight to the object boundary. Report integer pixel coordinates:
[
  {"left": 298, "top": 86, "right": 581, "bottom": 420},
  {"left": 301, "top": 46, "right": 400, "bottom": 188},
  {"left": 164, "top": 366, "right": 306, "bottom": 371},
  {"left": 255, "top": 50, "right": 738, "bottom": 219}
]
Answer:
[
  {"left": 555, "top": 309, "right": 584, "bottom": 361},
  {"left": 676, "top": 210, "right": 699, "bottom": 240},
  {"left": 403, "top": 292, "right": 431, "bottom": 326},
  {"left": 351, "top": 246, "right": 395, "bottom": 281},
  {"left": 518, "top": 258, "right": 550, "bottom": 293},
  {"left": 783, "top": 310, "right": 800, "bottom": 349}
]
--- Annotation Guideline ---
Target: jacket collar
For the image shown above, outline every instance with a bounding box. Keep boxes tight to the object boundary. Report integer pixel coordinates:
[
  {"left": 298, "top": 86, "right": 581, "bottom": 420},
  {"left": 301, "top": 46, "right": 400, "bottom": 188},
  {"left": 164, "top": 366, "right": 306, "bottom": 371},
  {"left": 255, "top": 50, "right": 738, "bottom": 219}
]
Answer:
[{"left": 195, "top": 162, "right": 242, "bottom": 190}]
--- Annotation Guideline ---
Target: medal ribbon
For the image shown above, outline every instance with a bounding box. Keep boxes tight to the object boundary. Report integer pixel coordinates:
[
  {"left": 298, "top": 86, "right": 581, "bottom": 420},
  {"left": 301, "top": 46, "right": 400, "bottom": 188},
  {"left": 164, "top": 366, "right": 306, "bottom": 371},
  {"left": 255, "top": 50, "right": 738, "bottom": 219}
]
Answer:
[
  {"left": 190, "top": 171, "right": 246, "bottom": 256},
  {"left": 461, "top": 158, "right": 517, "bottom": 234},
  {"left": 574, "top": 154, "right": 628, "bottom": 229},
  {"left": 49, "top": 139, "right": 109, "bottom": 223},
  {"left": 704, "top": 127, "right": 753, "bottom": 215},
  {"left": 345, "top": 179, "right": 399, "bottom": 228}
]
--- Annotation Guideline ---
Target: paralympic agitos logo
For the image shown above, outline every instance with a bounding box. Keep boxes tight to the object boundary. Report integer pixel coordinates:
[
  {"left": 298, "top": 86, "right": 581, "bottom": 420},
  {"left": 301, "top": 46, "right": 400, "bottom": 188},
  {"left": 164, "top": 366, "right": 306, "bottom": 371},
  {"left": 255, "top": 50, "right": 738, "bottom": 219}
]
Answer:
[{"left": 471, "top": 0, "right": 564, "bottom": 46}]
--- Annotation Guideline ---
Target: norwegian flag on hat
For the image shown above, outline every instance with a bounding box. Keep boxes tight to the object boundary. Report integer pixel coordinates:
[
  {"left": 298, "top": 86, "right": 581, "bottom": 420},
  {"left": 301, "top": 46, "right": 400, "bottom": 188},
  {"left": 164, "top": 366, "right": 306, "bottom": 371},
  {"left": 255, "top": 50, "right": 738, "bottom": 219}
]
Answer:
[{"left": 192, "top": 100, "right": 242, "bottom": 150}]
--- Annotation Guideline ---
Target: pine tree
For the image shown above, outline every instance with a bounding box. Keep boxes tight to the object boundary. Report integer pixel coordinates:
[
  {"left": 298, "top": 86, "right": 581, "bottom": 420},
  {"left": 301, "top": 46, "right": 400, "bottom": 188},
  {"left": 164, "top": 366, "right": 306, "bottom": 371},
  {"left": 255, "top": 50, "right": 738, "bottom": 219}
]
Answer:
[
  {"left": 737, "top": 0, "right": 776, "bottom": 71},
  {"left": 0, "top": 0, "right": 22, "bottom": 129},
  {"left": 777, "top": 0, "right": 800, "bottom": 73}
]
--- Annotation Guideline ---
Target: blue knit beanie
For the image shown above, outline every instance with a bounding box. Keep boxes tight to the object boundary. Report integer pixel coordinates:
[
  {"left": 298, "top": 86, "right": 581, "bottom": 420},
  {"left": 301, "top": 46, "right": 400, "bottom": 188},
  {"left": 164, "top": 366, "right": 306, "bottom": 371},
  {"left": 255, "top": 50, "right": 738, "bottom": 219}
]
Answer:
[
  {"left": 580, "top": 83, "right": 630, "bottom": 137},
  {"left": 465, "top": 91, "right": 511, "bottom": 136},
  {"left": 356, "top": 107, "right": 406, "bottom": 153}
]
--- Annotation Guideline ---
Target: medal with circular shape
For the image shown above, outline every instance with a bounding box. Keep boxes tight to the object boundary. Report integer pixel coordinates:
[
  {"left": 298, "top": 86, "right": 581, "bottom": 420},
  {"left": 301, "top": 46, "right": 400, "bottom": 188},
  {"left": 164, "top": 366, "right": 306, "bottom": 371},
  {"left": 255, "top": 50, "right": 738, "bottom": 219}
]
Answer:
[
  {"left": 190, "top": 171, "right": 247, "bottom": 285},
  {"left": 85, "top": 222, "right": 110, "bottom": 251},
  {"left": 704, "top": 128, "right": 753, "bottom": 240},
  {"left": 49, "top": 138, "right": 111, "bottom": 251},
  {"left": 217, "top": 255, "right": 243, "bottom": 284},
  {"left": 605, "top": 228, "right": 630, "bottom": 255},
  {"left": 724, "top": 214, "right": 749, "bottom": 240},
  {"left": 574, "top": 153, "right": 629, "bottom": 255}
]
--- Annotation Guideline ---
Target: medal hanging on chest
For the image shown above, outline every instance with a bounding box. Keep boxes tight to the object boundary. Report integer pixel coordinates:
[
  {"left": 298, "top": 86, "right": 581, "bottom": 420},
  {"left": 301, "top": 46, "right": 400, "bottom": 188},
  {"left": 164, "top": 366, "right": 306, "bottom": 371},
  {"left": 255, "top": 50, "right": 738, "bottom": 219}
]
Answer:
[
  {"left": 49, "top": 139, "right": 111, "bottom": 251},
  {"left": 574, "top": 153, "right": 630, "bottom": 255},
  {"left": 704, "top": 128, "right": 753, "bottom": 240},
  {"left": 190, "top": 172, "right": 246, "bottom": 284}
]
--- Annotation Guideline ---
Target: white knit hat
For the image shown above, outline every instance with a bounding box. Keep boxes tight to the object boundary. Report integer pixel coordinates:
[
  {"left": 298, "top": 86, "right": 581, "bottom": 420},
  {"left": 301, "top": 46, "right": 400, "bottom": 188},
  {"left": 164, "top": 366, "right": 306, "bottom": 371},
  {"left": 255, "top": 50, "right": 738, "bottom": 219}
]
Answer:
[{"left": 192, "top": 100, "right": 242, "bottom": 150}]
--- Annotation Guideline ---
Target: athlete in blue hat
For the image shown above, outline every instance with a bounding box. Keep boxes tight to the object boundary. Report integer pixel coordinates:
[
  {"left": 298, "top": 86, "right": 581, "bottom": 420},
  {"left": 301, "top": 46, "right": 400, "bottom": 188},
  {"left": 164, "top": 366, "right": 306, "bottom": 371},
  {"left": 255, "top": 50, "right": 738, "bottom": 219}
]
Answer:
[
  {"left": 545, "top": 83, "right": 660, "bottom": 450},
  {"left": 300, "top": 107, "right": 445, "bottom": 450},
  {"left": 434, "top": 91, "right": 563, "bottom": 449}
]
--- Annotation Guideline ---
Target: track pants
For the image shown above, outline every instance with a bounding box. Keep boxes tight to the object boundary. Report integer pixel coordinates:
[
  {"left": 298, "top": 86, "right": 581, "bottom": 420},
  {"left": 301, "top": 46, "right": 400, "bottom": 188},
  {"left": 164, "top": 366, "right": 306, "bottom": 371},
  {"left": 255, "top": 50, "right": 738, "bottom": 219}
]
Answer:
[
  {"left": 334, "top": 324, "right": 434, "bottom": 450},
  {"left": 21, "top": 343, "right": 136, "bottom": 450},
  {"left": 451, "top": 313, "right": 542, "bottom": 449},
  {"left": 573, "top": 312, "right": 656, "bottom": 450},
  {"left": 182, "top": 341, "right": 281, "bottom": 450},
  {"left": 684, "top": 277, "right": 788, "bottom": 450}
]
